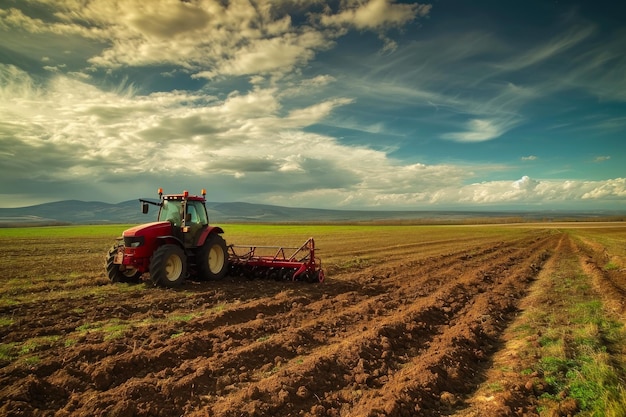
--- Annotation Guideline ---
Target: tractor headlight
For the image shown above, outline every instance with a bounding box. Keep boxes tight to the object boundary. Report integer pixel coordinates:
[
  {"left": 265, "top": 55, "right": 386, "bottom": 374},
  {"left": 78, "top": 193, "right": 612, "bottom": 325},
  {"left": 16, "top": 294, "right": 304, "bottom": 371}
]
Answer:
[{"left": 124, "top": 236, "right": 144, "bottom": 248}]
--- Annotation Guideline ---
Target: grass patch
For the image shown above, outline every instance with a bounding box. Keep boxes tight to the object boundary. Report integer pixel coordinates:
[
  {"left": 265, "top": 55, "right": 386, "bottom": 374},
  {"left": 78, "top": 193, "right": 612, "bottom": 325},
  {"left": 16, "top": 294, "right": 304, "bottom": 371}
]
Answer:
[
  {"left": 64, "top": 337, "right": 78, "bottom": 347},
  {"left": 103, "top": 322, "right": 129, "bottom": 341},
  {"left": 0, "top": 298, "right": 18, "bottom": 308},
  {"left": 0, "top": 316, "right": 13, "bottom": 326},
  {"left": 75, "top": 319, "right": 131, "bottom": 341},
  {"left": 21, "top": 356, "right": 41, "bottom": 366},
  {"left": 0, "top": 225, "right": 134, "bottom": 239},
  {"left": 0, "top": 342, "right": 18, "bottom": 361},
  {"left": 0, "top": 336, "right": 63, "bottom": 364},
  {"left": 513, "top": 235, "right": 626, "bottom": 416},
  {"left": 211, "top": 304, "right": 226, "bottom": 313},
  {"left": 169, "top": 313, "right": 198, "bottom": 322},
  {"left": 486, "top": 382, "right": 505, "bottom": 392},
  {"left": 76, "top": 322, "right": 103, "bottom": 332},
  {"left": 19, "top": 340, "right": 40, "bottom": 355},
  {"left": 336, "top": 256, "right": 370, "bottom": 271}
]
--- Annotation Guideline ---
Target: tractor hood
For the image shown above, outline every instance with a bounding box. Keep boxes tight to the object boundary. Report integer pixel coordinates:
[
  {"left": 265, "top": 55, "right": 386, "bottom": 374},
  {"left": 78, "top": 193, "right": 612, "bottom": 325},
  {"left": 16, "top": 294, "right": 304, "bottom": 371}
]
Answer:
[{"left": 123, "top": 221, "right": 172, "bottom": 238}]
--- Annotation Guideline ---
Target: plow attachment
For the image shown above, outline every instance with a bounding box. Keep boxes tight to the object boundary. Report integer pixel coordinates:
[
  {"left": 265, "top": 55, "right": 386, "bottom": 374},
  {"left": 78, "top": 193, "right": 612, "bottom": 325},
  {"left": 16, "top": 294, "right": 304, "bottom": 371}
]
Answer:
[{"left": 228, "top": 237, "right": 324, "bottom": 283}]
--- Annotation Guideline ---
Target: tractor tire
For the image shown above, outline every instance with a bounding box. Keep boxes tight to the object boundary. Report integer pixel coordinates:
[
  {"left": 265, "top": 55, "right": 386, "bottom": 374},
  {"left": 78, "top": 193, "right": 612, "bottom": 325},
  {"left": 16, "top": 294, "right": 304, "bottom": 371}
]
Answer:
[
  {"left": 106, "top": 246, "right": 141, "bottom": 283},
  {"left": 150, "top": 244, "right": 187, "bottom": 287},
  {"left": 198, "top": 234, "right": 229, "bottom": 280}
]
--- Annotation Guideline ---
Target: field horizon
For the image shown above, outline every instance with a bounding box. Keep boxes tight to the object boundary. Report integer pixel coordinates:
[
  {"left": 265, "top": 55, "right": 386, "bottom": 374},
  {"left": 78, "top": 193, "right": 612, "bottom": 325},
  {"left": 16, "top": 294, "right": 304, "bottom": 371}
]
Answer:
[{"left": 1, "top": 199, "right": 625, "bottom": 227}]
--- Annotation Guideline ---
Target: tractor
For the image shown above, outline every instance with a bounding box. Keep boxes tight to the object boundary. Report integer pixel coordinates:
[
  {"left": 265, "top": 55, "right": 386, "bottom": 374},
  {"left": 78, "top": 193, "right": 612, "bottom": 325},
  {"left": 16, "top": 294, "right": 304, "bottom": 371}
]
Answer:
[
  {"left": 106, "top": 188, "right": 228, "bottom": 287},
  {"left": 106, "top": 188, "right": 325, "bottom": 287}
]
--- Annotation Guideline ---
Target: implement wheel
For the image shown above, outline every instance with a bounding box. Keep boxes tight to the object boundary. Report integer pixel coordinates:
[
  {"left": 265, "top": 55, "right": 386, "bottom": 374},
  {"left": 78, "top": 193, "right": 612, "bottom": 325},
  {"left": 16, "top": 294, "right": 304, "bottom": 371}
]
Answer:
[
  {"left": 198, "top": 234, "right": 228, "bottom": 280},
  {"left": 105, "top": 246, "right": 141, "bottom": 283},
  {"left": 150, "top": 244, "right": 187, "bottom": 287}
]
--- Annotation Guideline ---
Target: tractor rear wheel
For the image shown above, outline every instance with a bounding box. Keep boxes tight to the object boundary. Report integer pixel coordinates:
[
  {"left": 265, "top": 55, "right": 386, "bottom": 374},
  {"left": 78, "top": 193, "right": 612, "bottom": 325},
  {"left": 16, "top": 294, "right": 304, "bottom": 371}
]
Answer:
[
  {"left": 198, "top": 234, "right": 228, "bottom": 280},
  {"left": 150, "top": 244, "right": 187, "bottom": 287},
  {"left": 106, "top": 246, "right": 141, "bottom": 283}
]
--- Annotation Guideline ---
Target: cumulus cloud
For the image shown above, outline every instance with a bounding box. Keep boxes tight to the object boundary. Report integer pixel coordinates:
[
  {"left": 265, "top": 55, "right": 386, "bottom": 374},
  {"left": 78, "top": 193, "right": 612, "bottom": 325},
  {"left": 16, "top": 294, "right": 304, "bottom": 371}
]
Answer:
[
  {"left": 451, "top": 176, "right": 626, "bottom": 207},
  {"left": 2, "top": 0, "right": 429, "bottom": 80},
  {"left": 319, "top": 0, "right": 431, "bottom": 30},
  {"left": 1, "top": 62, "right": 625, "bottom": 209},
  {"left": 0, "top": 64, "right": 457, "bottom": 206},
  {"left": 582, "top": 178, "right": 626, "bottom": 200}
]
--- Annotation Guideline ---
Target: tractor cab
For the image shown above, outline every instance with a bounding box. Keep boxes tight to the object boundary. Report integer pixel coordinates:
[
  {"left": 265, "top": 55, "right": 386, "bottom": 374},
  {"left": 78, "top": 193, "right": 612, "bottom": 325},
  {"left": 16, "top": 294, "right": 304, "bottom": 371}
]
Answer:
[{"left": 142, "top": 189, "right": 209, "bottom": 248}]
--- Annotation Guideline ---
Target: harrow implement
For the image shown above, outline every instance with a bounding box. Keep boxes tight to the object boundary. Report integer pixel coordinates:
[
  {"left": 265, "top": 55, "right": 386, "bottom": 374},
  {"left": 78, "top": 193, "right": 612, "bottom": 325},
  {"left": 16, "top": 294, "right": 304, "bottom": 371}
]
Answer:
[{"left": 228, "top": 237, "right": 324, "bottom": 283}]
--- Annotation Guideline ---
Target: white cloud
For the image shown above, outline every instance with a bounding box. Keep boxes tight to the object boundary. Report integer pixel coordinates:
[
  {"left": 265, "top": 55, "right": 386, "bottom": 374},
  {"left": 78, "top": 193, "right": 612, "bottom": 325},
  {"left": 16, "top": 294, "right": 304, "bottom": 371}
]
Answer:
[
  {"left": 286, "top": 98, "right": 354, "bottom": 127},
  {"left": 582, "top": 178, "right": 626, "bottom": 200},
  {"left": 593, "top": 156, "right": 610, "bottom": 162},
  {"left": 3, "top": 0, "right": 429, "bottom": 81},
  {"left": 441, "top": 118, "right": 519, "bottom": 142},
  {"left": 320, "top": 0, "right": 431, "bottom": 30},
  {"left": 452, "top": 176, "right": 626, "bottom": 207},
  {"left": 2, "top": 63, "right": 625, "bottom": 209}
]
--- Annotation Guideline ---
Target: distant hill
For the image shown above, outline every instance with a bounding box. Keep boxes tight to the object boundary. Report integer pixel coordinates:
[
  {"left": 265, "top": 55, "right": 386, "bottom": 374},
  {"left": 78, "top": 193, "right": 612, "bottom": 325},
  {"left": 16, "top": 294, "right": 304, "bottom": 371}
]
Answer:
[{"left": 0, "top": 199, "right": 624, "bottom": 226}]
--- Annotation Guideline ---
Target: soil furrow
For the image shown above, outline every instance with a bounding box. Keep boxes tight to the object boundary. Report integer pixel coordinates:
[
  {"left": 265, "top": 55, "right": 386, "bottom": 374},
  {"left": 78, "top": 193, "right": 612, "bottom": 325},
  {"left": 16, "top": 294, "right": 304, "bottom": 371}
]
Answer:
[
  {"left": 10, "top": 227, "right": 615, "bottom": 417},
  {"left": 195, "top": 234, "right": 556, "bottom": 416}
]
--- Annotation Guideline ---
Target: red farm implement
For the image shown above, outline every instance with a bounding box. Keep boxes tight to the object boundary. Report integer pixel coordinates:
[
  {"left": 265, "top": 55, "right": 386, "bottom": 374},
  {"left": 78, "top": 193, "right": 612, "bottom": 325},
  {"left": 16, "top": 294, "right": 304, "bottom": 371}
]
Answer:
[{"left": 228, "top": 238, "right": 324, "bottom": 283}]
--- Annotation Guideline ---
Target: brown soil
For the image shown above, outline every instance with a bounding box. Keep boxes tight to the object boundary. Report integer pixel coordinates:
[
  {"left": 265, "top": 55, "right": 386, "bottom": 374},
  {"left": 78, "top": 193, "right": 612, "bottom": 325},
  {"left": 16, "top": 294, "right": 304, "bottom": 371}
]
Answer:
[{"left": 1, "top": 228, "right": 624, "bottom": 416}]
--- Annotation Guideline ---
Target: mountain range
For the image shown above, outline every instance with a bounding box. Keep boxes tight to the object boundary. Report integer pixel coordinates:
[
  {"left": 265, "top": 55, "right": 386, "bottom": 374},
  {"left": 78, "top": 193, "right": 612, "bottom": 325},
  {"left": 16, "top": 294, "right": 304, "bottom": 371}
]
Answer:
[{"left": 1, "top": 200, "right": 624, "bottom": 227}]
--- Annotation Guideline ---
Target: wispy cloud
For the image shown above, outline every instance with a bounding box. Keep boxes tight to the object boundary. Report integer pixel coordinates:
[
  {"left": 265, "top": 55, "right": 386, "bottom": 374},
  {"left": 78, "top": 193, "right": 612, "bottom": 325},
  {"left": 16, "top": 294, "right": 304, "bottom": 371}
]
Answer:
[
  {"left": 495, "top": 24, "right": 595, "bottom": 72},
  {"left": 440, "top": 117, "right": 520, "bottom": 143}
]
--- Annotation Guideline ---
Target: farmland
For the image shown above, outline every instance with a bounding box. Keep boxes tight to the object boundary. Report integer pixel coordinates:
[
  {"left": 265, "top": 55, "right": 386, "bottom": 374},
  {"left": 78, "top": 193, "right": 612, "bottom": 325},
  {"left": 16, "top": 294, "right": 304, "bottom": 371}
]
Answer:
[{"left": 1, "top": 223, "right": 625, "bottom": 416}]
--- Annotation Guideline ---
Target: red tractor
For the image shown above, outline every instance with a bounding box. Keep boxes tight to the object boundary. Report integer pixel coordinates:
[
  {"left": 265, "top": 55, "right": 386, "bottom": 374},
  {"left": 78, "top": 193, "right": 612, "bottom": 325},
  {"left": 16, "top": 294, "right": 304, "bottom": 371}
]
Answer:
[
  {"left": 106, "top": 188, "right": 325, "bottom": 287},
  {"left": 106, "top": 188, "right": 228, "bottom": 287}
]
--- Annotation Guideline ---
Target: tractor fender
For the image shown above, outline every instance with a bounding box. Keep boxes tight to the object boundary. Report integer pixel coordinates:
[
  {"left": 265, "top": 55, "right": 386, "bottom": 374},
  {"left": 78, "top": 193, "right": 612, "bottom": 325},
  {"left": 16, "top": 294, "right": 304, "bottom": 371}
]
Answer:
[
  {"left": 197, "top": 226, "right": 224, "bottom": 247},
  {"left": 156, "top": 235, "right": 185, "bottom": 248}
]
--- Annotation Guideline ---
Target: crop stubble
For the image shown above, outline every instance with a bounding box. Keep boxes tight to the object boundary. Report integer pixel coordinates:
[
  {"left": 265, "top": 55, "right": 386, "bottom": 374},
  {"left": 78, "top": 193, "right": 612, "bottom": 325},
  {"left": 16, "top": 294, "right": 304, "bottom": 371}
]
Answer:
[{"left": 0, "top": 225, "right": 624, "bottom": 416}]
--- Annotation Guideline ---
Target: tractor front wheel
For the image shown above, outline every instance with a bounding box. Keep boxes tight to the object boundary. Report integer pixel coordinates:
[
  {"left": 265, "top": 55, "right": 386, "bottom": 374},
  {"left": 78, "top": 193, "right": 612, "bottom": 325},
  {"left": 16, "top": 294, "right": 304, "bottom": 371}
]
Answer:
[
  {"left": 198, "top": 234, "right": 229, "bottom": 280},
  {"left": 150, "top": 244, "right": 187, "bottom": 287},
  {"left": 106, "top": 246, "right": 141, "bottom": 283}
]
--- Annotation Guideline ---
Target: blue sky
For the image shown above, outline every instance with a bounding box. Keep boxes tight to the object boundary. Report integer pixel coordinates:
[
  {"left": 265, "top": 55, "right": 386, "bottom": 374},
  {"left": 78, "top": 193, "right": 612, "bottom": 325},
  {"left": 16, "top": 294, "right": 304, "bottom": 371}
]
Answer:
[{"left": 1, "top": 0, "right": 624, "bottom": 210}]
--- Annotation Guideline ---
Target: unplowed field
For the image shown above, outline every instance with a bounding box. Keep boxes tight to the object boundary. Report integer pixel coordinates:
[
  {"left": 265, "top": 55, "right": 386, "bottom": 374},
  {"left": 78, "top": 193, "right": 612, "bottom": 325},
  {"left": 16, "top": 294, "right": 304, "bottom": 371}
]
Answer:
[{"left": 1, "top": 224, "right": 625, "bottom": 416}]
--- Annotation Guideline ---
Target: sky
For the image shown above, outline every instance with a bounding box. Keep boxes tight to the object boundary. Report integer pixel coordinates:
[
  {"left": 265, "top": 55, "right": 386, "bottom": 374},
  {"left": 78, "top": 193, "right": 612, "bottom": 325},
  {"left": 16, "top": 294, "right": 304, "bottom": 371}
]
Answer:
[{"left": 1, "top": 0, "right": 625, "bottom": 211}]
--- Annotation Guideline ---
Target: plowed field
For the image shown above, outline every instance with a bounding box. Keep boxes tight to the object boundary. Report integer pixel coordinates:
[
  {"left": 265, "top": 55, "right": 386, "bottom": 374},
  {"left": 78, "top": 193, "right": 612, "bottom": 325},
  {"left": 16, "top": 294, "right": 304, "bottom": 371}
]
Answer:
[{"left": 1, "top": 224, "right": 625, "bottom": 416}]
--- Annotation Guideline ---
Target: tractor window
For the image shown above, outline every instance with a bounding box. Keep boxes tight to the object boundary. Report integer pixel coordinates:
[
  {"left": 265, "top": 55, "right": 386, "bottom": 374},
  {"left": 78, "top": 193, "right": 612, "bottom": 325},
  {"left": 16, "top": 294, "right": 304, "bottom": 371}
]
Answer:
[
  {"left": 187, "top": 201, "right": 208, "bottom": 225},
  {"left": 160, "top": 200, "right": 183, "bottom": 226}
]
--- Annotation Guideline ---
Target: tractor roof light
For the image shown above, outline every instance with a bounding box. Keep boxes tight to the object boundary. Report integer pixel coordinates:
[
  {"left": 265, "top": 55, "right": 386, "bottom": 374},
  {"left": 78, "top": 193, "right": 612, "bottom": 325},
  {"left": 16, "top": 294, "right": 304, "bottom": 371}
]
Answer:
[
  {"left": 183, "top": 190, "right": 189, "bottom": 198},
  {"left": 201, "top": 188, "right": 206, "bottom": 197},
  {"left": 158, "top": 188, "right": 163, "bottom": 198}
]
